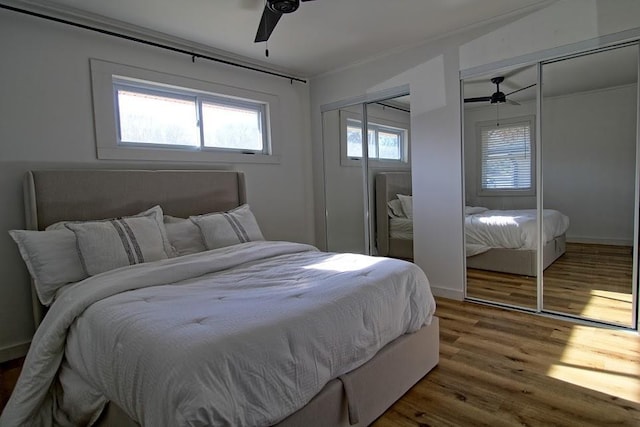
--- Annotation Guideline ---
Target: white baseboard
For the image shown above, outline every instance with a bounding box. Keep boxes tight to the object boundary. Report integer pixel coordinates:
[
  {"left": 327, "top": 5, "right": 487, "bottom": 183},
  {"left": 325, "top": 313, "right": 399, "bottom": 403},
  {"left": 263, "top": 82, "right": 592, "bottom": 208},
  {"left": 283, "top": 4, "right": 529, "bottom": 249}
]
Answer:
[
  {"left": 0, "top": 340, "right": 30, "bottom": 363},
  {"left": 567, "top": 236, "right": 633, "bottom": 246},
  {"left": 430, "top": 285, "right": 464, "bottom": 301}
]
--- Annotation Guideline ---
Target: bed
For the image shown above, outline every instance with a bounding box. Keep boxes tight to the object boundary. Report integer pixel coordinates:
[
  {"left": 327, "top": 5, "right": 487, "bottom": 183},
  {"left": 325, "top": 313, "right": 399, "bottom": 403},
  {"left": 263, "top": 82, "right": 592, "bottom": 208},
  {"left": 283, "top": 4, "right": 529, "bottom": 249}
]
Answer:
[
  {"left": 375, "top": 171, "right": 569, "bottom": 276},
  {"left": 375, "top": 172, "right": 413, "bottom": 260},
  {"left": 1, "top": 169, "right": 439, "bottom": 427}
]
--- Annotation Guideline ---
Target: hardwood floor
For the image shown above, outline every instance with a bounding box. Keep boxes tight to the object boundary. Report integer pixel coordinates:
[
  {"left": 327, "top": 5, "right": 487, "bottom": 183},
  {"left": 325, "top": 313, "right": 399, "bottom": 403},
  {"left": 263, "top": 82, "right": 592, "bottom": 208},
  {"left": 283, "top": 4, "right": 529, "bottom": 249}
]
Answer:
[
  {"left": 2, "top": 297, "right": 639, "bottom": 425},
  {"left": 373, "top": 297, "right": 640, "bottom": 426},
  {"left": 467, "top": 242, "right": 634, "bottom": 326},
  {"left": 0, "top": 357, "right": 23, "bottom": 413}
]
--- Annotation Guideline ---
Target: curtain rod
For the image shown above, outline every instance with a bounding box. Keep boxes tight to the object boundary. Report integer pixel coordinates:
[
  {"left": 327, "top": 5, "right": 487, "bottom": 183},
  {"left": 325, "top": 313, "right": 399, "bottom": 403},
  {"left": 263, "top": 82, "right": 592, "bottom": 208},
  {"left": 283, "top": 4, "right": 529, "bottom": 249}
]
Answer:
[
  {"left": 0, "top": 3, "right": 307, "bottom": 84},
  {"left": 376, "top": 102, "right": 410, "bottom": 113}
]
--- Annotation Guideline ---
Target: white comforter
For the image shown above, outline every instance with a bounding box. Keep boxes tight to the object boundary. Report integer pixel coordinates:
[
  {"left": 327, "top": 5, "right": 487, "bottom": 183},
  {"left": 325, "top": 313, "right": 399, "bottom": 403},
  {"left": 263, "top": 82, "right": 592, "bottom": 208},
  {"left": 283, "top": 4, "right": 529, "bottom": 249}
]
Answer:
[
  {"left": 1, "top": 241, "right": 435, "bottom": 427},
  {"left": 465, "top": 209, "right": 570, "bottom": 257}
]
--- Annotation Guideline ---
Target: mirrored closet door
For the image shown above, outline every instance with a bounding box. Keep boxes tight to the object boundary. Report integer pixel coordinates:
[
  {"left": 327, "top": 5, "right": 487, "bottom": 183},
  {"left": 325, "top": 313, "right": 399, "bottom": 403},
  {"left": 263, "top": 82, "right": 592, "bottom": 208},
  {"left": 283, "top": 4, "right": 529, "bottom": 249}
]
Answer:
[
  {"left": 462, "top": 64, "right": 539, "bottom": 309},
  {"left": 322, "top": 94, "right": 412, "bottom": 258},
  {"left": 463, "top": 40, "right": 640, "bottom": 329},
  {"left": 541, "top": 44, "right": 639, "bottom": 327}
]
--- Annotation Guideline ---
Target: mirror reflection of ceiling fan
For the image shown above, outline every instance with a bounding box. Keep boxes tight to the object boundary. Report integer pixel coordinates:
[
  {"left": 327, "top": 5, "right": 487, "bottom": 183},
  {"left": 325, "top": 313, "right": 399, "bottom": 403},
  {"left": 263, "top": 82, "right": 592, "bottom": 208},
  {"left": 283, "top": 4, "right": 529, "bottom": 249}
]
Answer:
[
  {"left": 254, "top": 0, "right": 317, "bottom": 43},
  {"left": 464, "top": 76, "right": 536, "bottom": 106}
]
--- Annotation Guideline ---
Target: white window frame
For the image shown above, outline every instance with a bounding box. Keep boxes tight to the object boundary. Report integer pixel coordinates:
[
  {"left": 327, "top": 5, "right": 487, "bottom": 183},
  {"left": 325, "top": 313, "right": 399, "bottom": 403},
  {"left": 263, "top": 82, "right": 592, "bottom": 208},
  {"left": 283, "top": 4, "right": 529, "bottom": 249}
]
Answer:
[
  {"left": 339, "top": 111, "right": 410, "bottom": 168},
  {"left": 91, "top": 59, "right": 281, "bottom": 164},
  {"left": 476, "top": 115, "right": 536, "bottom": 196}
]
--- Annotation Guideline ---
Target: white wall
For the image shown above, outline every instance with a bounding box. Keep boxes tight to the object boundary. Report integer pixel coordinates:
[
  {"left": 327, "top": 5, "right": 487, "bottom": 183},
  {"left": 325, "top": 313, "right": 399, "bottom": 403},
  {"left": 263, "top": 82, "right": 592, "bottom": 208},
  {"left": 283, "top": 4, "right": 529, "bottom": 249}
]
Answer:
[
  {"left": 543, "top": 85, "right": 638, "bottom": 244},
  {"left": 310, "top": 0, "right": 640, "bottom": 300},
  {"left": 0, "top": 10, "right": 314, "bottom": 361}
]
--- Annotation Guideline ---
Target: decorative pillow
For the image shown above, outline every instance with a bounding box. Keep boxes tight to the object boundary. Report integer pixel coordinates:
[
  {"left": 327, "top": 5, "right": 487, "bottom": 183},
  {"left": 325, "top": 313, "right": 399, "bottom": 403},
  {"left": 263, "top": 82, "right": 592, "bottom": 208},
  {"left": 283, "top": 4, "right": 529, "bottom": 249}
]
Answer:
[
  {"left": 8, "top": 229, "right": 88, "bottom": 306},
  {"left": 66, "top": 206, "right": 172, "bottom": 276},
  {"left": 164, "top": 215, "right": 207, "bottom": 256},
  {"left": 191, "top": 204, "right": 264, "bottom": 250},
  {"left": 387, "top": 199, "right": 406, "bottom": 218},
  {"left": 397, "top": 194, "right": 413, "bottom": 219}
]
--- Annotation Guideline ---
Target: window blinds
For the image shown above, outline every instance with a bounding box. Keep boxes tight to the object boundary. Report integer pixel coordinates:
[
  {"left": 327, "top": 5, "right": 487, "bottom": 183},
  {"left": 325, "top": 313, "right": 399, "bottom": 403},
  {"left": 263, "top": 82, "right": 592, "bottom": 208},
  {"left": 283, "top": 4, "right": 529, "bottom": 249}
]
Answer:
[{"left": 480, "top": 121, "right": 532, "bottom": 190}]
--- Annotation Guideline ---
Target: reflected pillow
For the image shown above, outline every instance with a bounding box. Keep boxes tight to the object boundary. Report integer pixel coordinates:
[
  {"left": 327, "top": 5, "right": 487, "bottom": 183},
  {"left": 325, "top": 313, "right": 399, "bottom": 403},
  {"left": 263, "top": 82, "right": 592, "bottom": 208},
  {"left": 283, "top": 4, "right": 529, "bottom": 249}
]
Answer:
[
  {"left": 465, "top": 206, "right": 489, "bottom": 215},
  {"left": 191, "top": 204, "right": 264, "bottom": 250},
  {"left": 387, "top": 199, "right": 406, "bottom": 218},
  {"left": 397, "top": 194, "right": 413, "bottom": 219}
]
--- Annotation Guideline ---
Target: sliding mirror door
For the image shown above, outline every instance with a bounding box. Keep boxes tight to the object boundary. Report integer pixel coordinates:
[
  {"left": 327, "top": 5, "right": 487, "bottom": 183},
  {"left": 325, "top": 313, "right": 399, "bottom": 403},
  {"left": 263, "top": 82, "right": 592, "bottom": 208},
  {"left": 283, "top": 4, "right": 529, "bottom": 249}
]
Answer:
[
  {"left": 322, "top": 93, "right": 411, "bottom": 256},
  {"left": 541, "top": 44, "right": 639, "bottom": 326},
  {"left": 366, "top": 95, "right": 412, "bottom": 259},
  {"left": 322, "top": 107, "right": 367, "bottom": 253},
  {"left": 463, "top": 65, "right": 539, "bottom": 309}
]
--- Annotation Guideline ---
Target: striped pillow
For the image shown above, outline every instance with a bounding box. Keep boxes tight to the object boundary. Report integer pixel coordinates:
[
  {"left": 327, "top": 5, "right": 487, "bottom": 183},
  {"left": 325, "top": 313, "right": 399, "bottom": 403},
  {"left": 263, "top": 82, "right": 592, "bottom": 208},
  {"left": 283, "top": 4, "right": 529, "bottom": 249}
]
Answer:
[
  {"left": 191, "top": 204, "right": 264, "bottom": 250},
  {"left": 66, "top": 206, "right": 171, "bottom": 276}
]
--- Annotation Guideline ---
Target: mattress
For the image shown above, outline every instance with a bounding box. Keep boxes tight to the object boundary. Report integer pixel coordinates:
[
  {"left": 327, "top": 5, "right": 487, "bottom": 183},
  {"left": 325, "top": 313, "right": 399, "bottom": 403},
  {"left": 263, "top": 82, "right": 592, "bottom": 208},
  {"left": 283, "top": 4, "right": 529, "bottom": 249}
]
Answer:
[
  {"left": 1, "top": 241, "right": 435, "bottom": 427},
  {"left": 465, "top": 209, "right": 570, "bottom": 256}
]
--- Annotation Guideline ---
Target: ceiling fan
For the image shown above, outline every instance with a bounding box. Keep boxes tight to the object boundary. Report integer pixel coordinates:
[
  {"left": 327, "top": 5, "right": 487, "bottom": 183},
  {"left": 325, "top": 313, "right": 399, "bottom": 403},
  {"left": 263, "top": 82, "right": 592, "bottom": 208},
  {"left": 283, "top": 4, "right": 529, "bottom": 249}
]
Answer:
[
  {"left": 464, "top": 76, "right": 536, "bottom": 105},
  {"left": 254, "top": 0, "right": 316, "bottom": 43}
]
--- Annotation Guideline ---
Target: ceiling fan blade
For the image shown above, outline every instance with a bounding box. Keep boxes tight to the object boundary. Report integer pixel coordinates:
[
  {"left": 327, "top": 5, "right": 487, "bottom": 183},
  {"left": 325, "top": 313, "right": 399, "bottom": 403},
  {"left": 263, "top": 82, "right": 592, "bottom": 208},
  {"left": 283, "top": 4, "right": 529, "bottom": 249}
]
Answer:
[
  {"left": 505, "top": 83, "right": 536, "bottom": 97},
  {"left": 506, "top": 99, "right": 521, "bottom": 106},
  {"left": 464, "top": 96, "right": 491, "bottom": 103},
  {"left": 254, "top": 5, "right": 282, "bottom": 43}
]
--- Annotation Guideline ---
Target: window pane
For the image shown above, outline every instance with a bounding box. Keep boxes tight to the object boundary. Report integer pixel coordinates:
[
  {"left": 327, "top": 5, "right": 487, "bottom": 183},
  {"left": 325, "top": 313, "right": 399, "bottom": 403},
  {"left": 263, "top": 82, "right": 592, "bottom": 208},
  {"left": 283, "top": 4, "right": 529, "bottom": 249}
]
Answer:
[
  {"left": 202, "top": 102, "right": 263, "bottom": 151},
  {"left": 481, "top": 123, "right": 531, "bottom": 190},
  {"left": 117, "top": 89, "right": 198, "bottom": 146},
  {"left": 347, "top": 125, "right": 363, "bottom": 157},
  {"left": 378, "top": 131, "right": 401, "bottom": 160},
  {"left": 368, "top": 130, "right": 376, "bottom": 158}
]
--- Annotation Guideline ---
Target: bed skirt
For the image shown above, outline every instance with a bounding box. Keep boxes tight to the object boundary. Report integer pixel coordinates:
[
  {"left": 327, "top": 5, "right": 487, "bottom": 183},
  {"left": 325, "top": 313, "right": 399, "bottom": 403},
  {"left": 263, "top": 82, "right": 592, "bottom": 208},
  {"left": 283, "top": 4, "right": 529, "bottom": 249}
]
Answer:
[
  {"left": 466, "top": 234, "right": 566, "bottom": 277},
  {"left": 95, "top": 318, "right": 440, "bottom": 427}
]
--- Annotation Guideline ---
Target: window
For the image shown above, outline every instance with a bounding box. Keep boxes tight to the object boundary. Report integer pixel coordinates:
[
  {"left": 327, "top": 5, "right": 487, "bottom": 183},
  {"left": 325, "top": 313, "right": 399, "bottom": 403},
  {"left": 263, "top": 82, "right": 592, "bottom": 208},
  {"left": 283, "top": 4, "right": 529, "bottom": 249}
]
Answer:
[
  {"left": 115, "top": 80, "right": 267, "bottom": 153},
  {"left": 91, "top": 59, "right": 281, "bottom": 163},
  {"left": 339, "top": 111, "right": 409, "bottom": 166},
  {"left": 346, "top": 119, "right": 404, "bottom": 160},
  {"left": 477, "top": 116, "right": 535, "bottom": 195}
]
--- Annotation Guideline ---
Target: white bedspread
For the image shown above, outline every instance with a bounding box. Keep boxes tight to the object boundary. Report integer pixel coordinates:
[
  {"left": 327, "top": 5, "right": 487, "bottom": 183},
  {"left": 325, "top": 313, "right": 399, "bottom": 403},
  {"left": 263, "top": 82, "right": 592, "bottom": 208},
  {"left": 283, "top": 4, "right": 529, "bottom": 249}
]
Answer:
[
  {"left": 390, "top": 217, "right": 413, "bottom": 240},
  {"left": 1, "top": 241, "right": 435, "bottom": 427},
  {"left": 465, "top": 209, "right": 569, "bottom": 257}
]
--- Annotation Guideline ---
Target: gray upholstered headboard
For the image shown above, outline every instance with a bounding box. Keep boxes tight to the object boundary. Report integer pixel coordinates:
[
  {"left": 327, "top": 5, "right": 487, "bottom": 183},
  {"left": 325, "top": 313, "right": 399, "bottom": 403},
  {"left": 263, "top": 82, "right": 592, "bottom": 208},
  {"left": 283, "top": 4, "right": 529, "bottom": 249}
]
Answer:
[
  {"left": 374, "top": 172, "right": 411, "bottom": 256},
  {"left": 23, "top": 169, "right": 247, "bottom": 326}
]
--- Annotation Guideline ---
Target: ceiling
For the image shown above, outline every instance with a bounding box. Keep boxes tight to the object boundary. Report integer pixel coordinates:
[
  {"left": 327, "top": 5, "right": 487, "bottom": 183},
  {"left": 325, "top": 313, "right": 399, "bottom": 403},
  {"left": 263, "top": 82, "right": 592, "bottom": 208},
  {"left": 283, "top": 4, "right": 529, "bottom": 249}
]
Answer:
[
  {"left": 463, "top": 44, "right": 639, "bottom": 107},
  {"left": 16, "top": 0, "right": 553, "bottom": 77}
]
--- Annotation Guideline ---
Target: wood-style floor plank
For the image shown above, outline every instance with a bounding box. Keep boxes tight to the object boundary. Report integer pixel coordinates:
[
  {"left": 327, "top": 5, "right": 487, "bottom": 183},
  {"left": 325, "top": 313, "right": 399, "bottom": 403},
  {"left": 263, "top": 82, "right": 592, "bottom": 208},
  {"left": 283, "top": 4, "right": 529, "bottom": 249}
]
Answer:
[
  {"left": 373, "top": 297, "right": 640, "bottom": 427},
  {"left": 466, "top": 242, "right": 635, "bottom": 326}
]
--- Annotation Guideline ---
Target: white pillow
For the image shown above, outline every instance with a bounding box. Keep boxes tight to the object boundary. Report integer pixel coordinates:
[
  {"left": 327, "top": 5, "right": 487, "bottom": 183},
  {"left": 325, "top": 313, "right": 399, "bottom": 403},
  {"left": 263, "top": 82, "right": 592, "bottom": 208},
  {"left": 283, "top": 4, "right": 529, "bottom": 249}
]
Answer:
[
  {"left": 66, "top": 206, "right": 172, "bottom": 276},
  {"left": 465, "top": 206, "right": 489, "bottom": 215},
  {"left": 191, "top": 204, "right": 264, "bottom": 250},
  {"left": 164, "top": 215, "right": 207, "bottom": 256},
  {"left": 387, "top": 199, "right": 406, "bottom": 218},
  {"left": 8, "top": 229, "right": 88, "bottom": 306},
  {"left": 397, "top": 194, "right": 413, "bottom": 219}
]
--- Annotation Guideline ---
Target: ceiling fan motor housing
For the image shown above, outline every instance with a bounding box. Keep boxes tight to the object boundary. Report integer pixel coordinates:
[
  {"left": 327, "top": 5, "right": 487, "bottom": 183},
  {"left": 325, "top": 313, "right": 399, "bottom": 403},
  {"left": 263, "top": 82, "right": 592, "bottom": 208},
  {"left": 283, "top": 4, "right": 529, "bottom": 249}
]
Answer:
[{"left": 268, "top": 0, "right": 300, "bottom": 14}]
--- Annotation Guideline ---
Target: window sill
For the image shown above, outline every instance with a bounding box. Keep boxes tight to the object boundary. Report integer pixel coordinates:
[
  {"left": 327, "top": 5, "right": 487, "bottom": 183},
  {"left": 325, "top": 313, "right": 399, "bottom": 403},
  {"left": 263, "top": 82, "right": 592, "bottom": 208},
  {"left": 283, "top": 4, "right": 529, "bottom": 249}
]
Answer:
[{"left": 97, "top": 147, "right": 281, "bottom": 165}]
